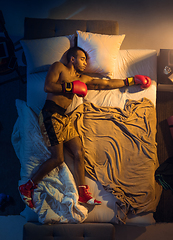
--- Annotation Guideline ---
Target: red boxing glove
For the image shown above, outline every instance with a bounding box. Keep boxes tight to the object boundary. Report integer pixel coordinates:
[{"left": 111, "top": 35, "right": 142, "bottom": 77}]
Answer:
[
  {"left": 62, "top": 80, "right": 87, "bottom": 97},
  {"left": 125, "top": 75, "right": 151, "bottom": 89},
  {"left": 134, "top": 75, "right": 151, "bottom": 89}
]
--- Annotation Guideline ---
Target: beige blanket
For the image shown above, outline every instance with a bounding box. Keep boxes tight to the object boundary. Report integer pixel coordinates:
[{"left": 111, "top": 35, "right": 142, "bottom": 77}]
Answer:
[{"left": 72, "top": 98, "right": 162, "bottom": 222}]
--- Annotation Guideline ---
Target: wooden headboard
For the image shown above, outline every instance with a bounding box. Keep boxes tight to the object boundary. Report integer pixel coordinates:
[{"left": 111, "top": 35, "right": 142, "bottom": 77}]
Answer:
[{"left": 23, "top": 18, "right": 119, "bottom": 40}]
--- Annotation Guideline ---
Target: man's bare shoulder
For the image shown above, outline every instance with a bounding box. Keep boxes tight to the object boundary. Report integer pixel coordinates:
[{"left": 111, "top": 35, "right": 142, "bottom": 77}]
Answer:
[
  {"left": 80, "top": 73, "right": 93, "bottom": 83},
  {"left": 45, "top": 61, "right": 68, "bottom": 84},
  {"left": 50, "top": 61, "right": 67, "bottom": 71}
]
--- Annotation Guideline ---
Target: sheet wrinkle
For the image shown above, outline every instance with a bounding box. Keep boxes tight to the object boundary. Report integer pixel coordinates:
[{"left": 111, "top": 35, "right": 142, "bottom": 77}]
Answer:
[
  {"left": 12, "top": 98, "right": 161, "bottom": 224},
  {"left": 71, "top": 98, "right": 162, "bottom": 223}
]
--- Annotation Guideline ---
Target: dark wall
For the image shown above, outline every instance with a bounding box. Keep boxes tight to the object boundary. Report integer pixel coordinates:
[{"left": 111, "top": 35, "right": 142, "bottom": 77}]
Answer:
[{"left": 1, "top": 0, "right": 173, "bottom": 65}]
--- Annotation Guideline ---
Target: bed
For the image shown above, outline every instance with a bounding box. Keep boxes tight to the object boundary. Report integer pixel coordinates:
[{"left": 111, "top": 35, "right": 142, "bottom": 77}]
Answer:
[{"left": 11, "top": 18, "right": 162, "bottom": 239}]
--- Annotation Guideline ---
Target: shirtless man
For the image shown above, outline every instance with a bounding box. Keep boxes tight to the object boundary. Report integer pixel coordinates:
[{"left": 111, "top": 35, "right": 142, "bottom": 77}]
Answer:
[{"left": 19, "top": 46, "right": 151, "bottom": 209}]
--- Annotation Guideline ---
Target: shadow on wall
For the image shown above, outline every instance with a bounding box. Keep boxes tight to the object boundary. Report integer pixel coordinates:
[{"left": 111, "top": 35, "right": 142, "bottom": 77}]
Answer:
[
  {"left": 48, "top": 0, "right": 159, "bottom": 19},
  {"left": 48, "top": 0, "right": 173, "bottom": 53},
  {"left": 48, "top": 0, "right": 88, "bottom": 19},
  {"left": 48, "top": 0, "right": 173, "bottom": 23}
]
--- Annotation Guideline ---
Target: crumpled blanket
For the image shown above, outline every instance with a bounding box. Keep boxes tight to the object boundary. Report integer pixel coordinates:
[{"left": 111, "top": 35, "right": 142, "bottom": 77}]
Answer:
[
  {"left": 33, "top": 163, "right": 88, "bottom": 224},
  {"left": 71, "top": 98, "right": 162, "bottom": 222},
  {"left": 11, "top": 99, "right": 88, "bottom": 224},
  {"left": 12, "top": 98, "right": 162, "bottom": 224}
]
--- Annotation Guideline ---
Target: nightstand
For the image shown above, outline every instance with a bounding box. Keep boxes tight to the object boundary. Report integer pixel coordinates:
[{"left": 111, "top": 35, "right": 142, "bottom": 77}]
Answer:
[
  {"left": 157, "top": 49, "right": 173, "bottom": 92},
  {"left": 155, "top": 49, "right": 173, "bottom": 222}
]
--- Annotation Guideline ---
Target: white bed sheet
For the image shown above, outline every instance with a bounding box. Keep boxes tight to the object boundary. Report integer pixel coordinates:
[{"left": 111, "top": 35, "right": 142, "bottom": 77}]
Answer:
[
  {"left": 27, "top": 49, "right": 157, "bottom": 116},
  {"left": 84, "top": 49, "right": 157, "bottom": 109}
]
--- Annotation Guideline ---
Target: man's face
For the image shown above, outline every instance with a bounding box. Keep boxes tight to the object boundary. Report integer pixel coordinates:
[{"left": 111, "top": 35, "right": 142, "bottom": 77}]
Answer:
[{"left": 73, "top": 50, "right": 87, "bottom": 72}]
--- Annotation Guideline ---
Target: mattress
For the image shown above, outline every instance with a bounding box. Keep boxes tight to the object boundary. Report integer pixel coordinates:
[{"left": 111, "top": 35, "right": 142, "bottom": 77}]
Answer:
[{"left": 14, "top": 48, "right": 159, "bottom": 225}]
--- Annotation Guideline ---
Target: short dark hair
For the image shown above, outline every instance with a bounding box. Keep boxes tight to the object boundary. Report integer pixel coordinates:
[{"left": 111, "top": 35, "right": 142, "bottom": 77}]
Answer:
[{"left": 66, "top": 46, "right": 87, "bottom": 63}]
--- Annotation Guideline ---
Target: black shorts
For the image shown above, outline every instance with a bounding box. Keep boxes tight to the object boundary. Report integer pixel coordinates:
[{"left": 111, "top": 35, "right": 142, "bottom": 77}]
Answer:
[{"left": 39, "top": 100, "right": 79, "bottom": 147}]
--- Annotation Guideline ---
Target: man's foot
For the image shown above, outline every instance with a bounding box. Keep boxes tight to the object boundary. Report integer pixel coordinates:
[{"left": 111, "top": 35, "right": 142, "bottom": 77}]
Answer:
[
  {"left": 78, "top": 185, "right": 102, "bottom": 205},
  {"left": 19, "top": 180, "right": 37, "bottom": 209}
]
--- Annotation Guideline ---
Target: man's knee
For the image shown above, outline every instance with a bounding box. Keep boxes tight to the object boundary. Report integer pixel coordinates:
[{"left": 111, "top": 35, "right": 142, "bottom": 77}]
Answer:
[
  {"left": 50, "top": 154, "right": 64, "bottom": 168},
  {"left": 74, "top": 146, "right": 85, "bottom": 160},
  {"left": 49, "top": 144, "right": 64, "bottom": 167},
  {"left": 64, "top": 137, "right": 85, "bottom": 161}
]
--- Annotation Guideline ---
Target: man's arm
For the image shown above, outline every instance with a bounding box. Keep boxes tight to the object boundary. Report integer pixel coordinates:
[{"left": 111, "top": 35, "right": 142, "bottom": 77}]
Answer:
[
  {"left": 84, "top": 78, "right": 126, "bottom": 90},
  {"left": 44, "top": 62, "right": 63, "bottom": 93},
  {"left": 44, "top": 62, "right": 87, "bottom": 97},
  {"left": 81, "top": 75, "right": 151, "bottom": 90}
]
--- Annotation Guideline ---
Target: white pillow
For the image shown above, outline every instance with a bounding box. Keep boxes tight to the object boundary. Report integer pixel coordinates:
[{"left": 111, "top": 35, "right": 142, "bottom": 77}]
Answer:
[
  {"left": 77, "top": 30, "right": 125, "bottom": 78},
  {"left": 20, "top": 35, "right": 73, "bottom": 74}
]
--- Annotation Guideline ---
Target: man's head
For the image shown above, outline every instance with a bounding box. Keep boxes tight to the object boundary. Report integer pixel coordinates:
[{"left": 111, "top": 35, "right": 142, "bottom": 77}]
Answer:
[{"left": 67, "top": 46, "right": 87, "bottom": 72}]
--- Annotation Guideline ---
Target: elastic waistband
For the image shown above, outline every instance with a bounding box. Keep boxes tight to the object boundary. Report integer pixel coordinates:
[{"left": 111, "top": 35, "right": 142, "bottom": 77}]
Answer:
[{"left": 42, "top": 100, "right": 67, "bottom": 116}]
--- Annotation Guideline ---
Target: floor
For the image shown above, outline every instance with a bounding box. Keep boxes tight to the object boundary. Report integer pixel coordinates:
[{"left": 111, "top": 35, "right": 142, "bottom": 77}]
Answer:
[
  {"left": 0, "top": 215, "right": 27, "bottom": 240},
  {"left": 0, "top": 67, "right": 27, "bottom": 240}
]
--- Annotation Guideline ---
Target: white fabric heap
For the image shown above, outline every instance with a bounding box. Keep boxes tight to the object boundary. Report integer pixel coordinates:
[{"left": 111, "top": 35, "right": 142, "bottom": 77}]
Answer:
[{"left": 11, "top": 99, "right": 88, "bottom": 224}]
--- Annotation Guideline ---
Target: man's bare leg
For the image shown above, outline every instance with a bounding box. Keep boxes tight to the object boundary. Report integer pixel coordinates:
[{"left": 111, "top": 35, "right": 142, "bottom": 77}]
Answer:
[
  {"left": 19, "top": 137, "right": 101, "bottom": 207},
  {"left": 64, "top": 137, "right": 85, "bottom": 186},
  {"left": 64, "top": 137, "right": 101, "bottom": 205},
  {"left": 19, "top": 142, "right": 64, "bottom": 208},
  {"left": 32, "top": 142, "right": 64, "bottom": 184}
]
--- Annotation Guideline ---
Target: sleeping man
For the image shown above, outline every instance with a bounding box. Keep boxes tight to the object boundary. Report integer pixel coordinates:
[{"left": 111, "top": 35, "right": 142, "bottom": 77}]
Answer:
[{"left": 19, "top": 46, "right": 151, "bottom": 209}]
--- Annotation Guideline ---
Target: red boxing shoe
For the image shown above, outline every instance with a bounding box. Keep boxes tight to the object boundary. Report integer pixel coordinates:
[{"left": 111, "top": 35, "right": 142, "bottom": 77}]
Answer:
[
  {"left": 19, "top": 179, "right": 37, "bottom": 209},
  {"left": 78, "top": 185, "right": 102, "bottom": 205}
]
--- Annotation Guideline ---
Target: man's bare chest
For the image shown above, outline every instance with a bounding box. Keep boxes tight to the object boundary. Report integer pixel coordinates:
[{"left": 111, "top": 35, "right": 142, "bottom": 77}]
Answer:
[{"left": 59, "top": 70, "right": 81, "bottom": 83}]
